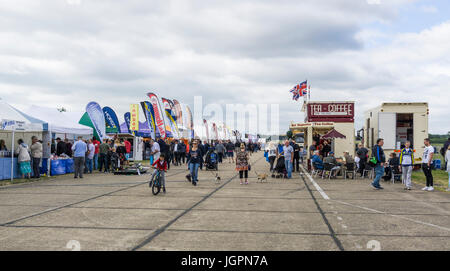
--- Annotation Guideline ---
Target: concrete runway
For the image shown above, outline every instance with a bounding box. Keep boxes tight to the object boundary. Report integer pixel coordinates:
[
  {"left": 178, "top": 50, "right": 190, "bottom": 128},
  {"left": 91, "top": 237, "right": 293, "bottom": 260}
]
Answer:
[{"left": 0, "top": 153, "right": 449, "bottom": 251}]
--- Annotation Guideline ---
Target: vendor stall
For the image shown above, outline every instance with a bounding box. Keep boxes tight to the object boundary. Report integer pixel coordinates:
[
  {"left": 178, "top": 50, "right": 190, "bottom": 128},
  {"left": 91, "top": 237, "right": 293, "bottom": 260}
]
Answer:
[
  {"left": 23, "top": 105, "right": 93, "bottom": 177},
  {"left": 0, "top": 98, "right": 45, "bottom": 181}
]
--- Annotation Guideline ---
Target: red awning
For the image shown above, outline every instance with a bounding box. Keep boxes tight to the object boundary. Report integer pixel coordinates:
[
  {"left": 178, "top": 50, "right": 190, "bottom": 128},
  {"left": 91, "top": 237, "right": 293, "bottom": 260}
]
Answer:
[{"left": 322, "top": 129, "right": 346, "bottom": 139}]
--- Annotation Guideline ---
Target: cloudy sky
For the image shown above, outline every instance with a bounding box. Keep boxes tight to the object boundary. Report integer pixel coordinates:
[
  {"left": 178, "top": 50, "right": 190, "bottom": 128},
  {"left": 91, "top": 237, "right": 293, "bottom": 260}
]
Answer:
[{"left": 0, "top": 0, "right": 449, "bottom": 134}]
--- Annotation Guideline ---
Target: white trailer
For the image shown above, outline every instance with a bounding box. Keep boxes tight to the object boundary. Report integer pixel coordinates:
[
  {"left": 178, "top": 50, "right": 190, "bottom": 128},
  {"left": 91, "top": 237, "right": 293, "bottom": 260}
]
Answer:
[{"left": 364, "top": 102, "right": 429, "bottom": 164}]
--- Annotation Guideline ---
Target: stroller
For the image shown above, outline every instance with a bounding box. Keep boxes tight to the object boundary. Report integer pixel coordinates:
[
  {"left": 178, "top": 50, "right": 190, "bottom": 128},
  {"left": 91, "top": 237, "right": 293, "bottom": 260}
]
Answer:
[
  {"left": 273, "top": 155, "right": 287, "bottom": 178},
  {"left": 204, "top": 148, "right": 219, "bottom": 171},
  {"left": 110, "top": 152, "right": 120, "bottom": 172}
]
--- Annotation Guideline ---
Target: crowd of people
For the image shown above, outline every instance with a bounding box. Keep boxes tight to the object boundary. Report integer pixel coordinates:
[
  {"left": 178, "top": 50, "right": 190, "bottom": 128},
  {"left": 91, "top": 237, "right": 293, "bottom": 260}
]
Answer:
[
  {"left": 7, "top": 133, "right": 450, "bottom": 194},
  {"left": 145, "top": 138, "right": 260, "bottom": 192},
  {"left": 70, "top": 136, "right": 132, "bottom": 178},
  {"left": 265, "top": 139, "right": 306, "bottom": 179}
]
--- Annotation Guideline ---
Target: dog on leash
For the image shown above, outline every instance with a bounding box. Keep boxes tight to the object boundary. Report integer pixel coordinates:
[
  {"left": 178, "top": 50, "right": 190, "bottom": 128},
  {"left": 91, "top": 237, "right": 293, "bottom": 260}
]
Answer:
[{"left": 254, "top": 171, "right": 268, "bottom": 183}]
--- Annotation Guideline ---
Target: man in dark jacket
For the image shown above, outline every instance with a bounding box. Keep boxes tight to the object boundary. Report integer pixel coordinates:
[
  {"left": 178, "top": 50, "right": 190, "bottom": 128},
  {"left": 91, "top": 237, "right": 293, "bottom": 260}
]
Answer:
[
  {"left": 356, "top": 143, "right": 369, "bottom": 175},
  {"left": 64, "top": 139, "right": 73, "bottom": 157},
  {"left": 56, "top": 138, "right": 66, "bottom": 156},
  {"left": 371, "top": 138, "right": 386, "bottom": 190}
]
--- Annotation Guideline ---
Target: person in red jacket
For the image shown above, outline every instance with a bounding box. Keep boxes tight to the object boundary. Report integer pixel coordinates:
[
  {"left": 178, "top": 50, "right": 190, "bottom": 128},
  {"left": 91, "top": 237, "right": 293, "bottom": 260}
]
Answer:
[
  {"left": 124, "top": 139, "right": 132, "bottom": 165},
  {"left": 151, "top": 153, "right": 168, "bottom": 193},
  {"left": 92, "top": 137, "right": 101, "bottom": 170}
]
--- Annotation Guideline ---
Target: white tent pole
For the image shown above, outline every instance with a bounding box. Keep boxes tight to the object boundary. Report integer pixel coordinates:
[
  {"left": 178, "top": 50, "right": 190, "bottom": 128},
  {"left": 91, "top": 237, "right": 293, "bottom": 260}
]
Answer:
[{"left": 11, "top": 127, "right": 15, "bottom": 183}]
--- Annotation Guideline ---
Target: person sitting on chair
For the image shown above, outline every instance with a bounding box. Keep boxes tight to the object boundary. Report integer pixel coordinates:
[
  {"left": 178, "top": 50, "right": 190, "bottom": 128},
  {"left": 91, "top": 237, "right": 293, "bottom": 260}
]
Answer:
[
  {"left": 323, "top": 152, "right": 341, "bottom": 177},
  {"left": 312, "top": 150, "right": 324, "bottom": 170},
  {"left": 384, "top": 152, "right": 400, "bottom": 181},
  {"left": 343, "top": 151, "right": 355, "bottom": 168}
]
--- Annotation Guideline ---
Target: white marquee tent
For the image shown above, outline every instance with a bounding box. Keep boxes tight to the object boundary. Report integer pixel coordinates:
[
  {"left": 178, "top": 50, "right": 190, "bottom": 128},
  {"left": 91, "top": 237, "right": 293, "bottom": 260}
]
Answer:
[
  {"left": 0, "top": 98, "right": 44, "bottom": 132},
  {"left": 24, "top": 105, "right": 93, "bottom": 135}
]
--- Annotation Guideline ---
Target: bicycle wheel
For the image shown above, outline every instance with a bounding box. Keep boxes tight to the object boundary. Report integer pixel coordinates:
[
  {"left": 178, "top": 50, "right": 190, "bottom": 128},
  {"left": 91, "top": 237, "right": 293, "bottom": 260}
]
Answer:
[{"left": 152, "top": 176, "right": 161, "bottom": 195}]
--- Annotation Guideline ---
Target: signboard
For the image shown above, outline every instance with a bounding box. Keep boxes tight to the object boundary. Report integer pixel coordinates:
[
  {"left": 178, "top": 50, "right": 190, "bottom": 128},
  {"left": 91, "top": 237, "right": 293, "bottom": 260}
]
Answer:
[
  {"left": 1, "top": 120, "right": 26, "bottom": 131},
  {"left": 129, "top": 104, "right": 140, "bottom": 132},
  {"left": 306, "top": 102, "right": 354, "bottom": 123},
  {"left": 291, "top": 122, "right": 335, "bottom": 129}
]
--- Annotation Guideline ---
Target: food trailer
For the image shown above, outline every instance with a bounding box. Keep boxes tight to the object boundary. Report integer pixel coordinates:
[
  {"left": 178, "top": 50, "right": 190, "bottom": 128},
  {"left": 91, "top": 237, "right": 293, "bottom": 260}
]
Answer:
[
  {"left": 363, "top": 102, "right": 429, "bottom": 164},
  {"left": 291, "top": 101, "right": 356, "bottom": 159}
]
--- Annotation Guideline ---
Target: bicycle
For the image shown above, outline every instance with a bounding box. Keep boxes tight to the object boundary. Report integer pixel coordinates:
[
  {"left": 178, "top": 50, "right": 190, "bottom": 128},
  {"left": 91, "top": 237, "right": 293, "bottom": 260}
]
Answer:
[{"left": 149, "top": 168, "right": 164, "bottom": 195}]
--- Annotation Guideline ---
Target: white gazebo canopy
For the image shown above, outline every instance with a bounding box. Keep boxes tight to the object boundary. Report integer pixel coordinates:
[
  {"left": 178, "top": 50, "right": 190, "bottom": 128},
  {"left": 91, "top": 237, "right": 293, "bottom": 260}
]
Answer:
[
  {"left": 24, "top": 105, "right": 93, "bottom": 135},
  {"left": 0, "top": 98, "right": 43, "bottom": 131}
]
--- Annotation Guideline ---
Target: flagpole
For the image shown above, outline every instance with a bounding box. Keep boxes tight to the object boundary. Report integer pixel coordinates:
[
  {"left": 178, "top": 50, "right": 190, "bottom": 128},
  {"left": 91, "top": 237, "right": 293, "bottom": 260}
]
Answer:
[{"left": 308, "top": 85, "right": 311, "bottom": 101}]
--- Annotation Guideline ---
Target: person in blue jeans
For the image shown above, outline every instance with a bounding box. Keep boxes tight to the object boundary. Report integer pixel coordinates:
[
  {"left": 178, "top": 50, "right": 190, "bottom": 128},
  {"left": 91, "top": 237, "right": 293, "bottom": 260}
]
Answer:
[
  {"left": 187, "top": 140, "right": 202, "bottom": 186},
  {"left": 282, "top": 140, "right": 294, "bottom": 179},
  {"left": 371, "top": 138, "right": 386, "bottom": 190},
  {"left": 85, "top": 139, "right": 95, "bottom": 174}
]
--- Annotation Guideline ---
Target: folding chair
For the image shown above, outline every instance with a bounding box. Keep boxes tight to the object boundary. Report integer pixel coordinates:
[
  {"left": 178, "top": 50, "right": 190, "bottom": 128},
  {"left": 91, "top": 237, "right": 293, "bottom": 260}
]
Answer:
[
  {"left": 322, "top": 163, "right": 338, "bottom": 180},
  {"left": 311, "top": 160, "right": 322, "bottom": 178},
  {"left": 390, "top": 165, "right": 402, "bottom": 184},
  {"left": 362, "top": 163, "right": 374, "bottom": 179},
  {"left": 344, "top": 163, "right": 357, "bottom": 180}
]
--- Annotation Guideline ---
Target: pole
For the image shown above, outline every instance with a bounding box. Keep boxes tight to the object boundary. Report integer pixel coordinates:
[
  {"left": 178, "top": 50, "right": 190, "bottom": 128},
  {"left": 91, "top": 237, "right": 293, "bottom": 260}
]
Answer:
[{"left": 11, "top": 127, "right": 15, "bottom": 183}]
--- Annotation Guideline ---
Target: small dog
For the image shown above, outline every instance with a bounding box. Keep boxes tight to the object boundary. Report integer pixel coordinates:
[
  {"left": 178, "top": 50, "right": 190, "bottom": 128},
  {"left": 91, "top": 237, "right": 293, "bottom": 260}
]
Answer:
[
  {"left": 214, "top": 173, "right": 221, "bottom": 184},
  {"left": 255, "top": 171, "right": 268, "bottom": 183}
]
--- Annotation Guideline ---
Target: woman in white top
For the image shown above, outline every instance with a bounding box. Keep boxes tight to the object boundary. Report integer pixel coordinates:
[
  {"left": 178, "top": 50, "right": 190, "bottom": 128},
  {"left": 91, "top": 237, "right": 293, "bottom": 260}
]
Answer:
[
  {"left": 445, "top": 145, "right": 450, "bottom": 192},
  {"left": 16, "top": 139, "right": 31, "bottom": 179}
]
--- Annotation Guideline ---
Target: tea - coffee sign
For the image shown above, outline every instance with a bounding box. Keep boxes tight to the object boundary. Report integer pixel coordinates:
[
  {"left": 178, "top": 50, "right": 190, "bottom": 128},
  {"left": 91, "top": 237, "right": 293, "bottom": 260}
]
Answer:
[{"left": 306, "top": 102, "right": 355, "bottom": 123}]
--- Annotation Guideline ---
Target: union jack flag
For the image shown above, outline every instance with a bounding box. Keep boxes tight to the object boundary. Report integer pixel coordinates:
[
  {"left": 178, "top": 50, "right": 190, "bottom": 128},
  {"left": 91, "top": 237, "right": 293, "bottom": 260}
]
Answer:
[{"left": 290, "top": 80, "right": 308, "bottom": 101}]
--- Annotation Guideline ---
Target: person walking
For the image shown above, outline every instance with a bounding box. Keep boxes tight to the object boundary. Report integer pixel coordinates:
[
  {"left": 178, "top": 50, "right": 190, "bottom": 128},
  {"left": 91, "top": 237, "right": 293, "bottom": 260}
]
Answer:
[
  {"left": 92, "top": 137, "right": 100, "bottom": 170},
  {"left": 371, "top": 139, "right": 386, "bottom": 190},
  {"left": 215, "top": 140, "right": 226, "bottom": 163},
  {"left": 30, "top": 136, "right": 43, "bottom": 179},
  {"left": 422, "top": 138, "right": 435, "bottom": 191},
  {"left": 356, "top": 143, "right": 369, "bottom": 175},
  {"left": 226, "top": 140, "right": 235, "bottom": 163},
  {"left": 282, "top": 140, "right": 294, "bottom": 179},
  {"left": 85, "top": 139, "right": 95, "bottom": 174},
  {"left": 99, "top": 139, "right": 110, "bottom": 173},
  {"left": 180, "top": 140, "right": 187, "bottom": 165},
  {"left": 172, "top": 140, "right": 180, "bottom": 166},
  {"left": 187, "top": 140, "right": 202, "bottom": 186},
  {"left": 293, "top": 141, "right": 300, "bottom": 172},
  {"left": 236, "top": 143, "right": 250, "bottom": 185},
  {"left": 72, "top": 136, "right": 87, "bottom": 179},
  {"left": 445, "top": 145, "right": 450, "bottom": 192},
  {"left": 16, "top": 139, "right": 31, "bottom": 179},
  {"left": 399, "top": 141, "right": 414, "bottom": 190}
]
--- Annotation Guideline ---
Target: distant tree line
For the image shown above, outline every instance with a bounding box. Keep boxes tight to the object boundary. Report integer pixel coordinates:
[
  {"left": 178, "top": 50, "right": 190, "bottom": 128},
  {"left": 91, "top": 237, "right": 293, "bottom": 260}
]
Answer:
[{"left": 429, "top": 133, "right": 450, "bottom": 144}]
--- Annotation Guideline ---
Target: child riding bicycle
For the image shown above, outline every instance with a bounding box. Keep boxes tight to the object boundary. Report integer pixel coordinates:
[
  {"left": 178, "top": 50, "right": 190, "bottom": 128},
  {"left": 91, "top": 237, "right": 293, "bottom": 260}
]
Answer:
[{"left": 151, "top": 153, "right": 168, "bottom": 193}]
